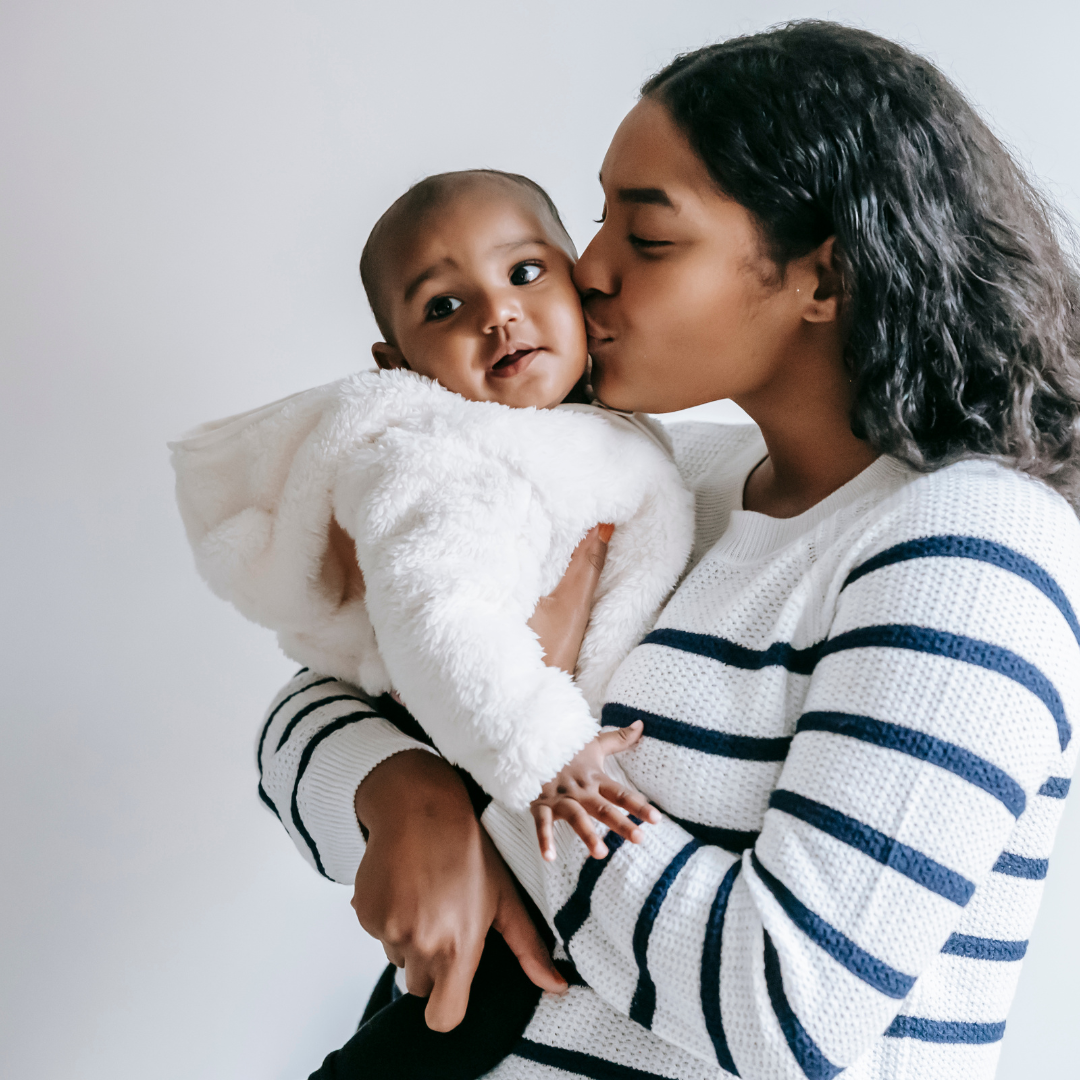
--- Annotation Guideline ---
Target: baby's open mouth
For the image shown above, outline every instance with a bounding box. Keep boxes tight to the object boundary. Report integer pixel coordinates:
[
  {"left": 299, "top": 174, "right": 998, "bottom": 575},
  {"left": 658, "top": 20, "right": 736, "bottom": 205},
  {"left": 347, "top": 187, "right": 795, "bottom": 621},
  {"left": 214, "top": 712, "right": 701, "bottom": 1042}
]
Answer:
[{"left": 492, "top": 348, "right": 534, "bottom": 370}]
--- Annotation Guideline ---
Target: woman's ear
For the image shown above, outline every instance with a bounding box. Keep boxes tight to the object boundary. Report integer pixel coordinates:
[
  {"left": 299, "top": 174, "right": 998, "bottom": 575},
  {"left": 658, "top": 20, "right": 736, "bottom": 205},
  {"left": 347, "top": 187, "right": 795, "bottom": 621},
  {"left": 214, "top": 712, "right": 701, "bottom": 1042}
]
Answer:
[
  {"left": 371, "top": 342, "right": 409, "bottom": 370},
  {"left": 800, "top": 236, "right": 844, "bottom": 324}
]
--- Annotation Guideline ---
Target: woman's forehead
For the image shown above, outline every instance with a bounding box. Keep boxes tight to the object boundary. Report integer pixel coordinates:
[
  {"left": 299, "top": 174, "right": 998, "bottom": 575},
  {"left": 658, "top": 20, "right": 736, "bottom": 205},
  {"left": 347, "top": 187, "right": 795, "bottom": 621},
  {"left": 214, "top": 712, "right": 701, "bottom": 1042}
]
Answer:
[{"left": 600, "top": 98, "right": 715, "bottom": 207}]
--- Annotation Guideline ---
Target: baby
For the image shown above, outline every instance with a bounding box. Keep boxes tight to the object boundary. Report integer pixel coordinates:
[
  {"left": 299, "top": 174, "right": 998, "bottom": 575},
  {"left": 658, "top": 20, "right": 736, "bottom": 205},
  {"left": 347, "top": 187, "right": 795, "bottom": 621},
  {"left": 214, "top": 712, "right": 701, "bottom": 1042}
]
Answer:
[
  {"left": 172, "top": 170, "right": 692, "bottom": 1077},
  {"left": 358, "top": 169, "right": 671, "bottom": 856},
  {"left": 173, "top": 169, "right": 689, "bottom": 850}
]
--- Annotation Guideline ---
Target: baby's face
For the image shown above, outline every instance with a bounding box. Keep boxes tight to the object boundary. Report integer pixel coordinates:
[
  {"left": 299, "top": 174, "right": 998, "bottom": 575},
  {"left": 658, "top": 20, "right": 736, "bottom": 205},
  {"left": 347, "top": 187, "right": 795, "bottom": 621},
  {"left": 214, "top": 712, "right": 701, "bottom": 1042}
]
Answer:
[{"left": 374, "top": 188, "right": 588, "bottom": 409}]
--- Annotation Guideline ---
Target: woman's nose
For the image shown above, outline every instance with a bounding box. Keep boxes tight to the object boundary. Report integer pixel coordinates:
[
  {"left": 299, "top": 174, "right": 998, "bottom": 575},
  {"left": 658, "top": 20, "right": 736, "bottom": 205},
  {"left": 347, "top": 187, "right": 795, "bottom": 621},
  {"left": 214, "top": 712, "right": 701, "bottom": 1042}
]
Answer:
[{"left": 573, "top": 230, "right": 617, "bottom": 297}]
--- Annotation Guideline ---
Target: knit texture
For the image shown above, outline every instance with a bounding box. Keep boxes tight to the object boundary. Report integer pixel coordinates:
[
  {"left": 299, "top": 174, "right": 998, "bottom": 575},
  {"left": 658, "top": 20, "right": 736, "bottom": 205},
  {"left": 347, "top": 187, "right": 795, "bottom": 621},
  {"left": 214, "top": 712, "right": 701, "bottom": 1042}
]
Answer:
[{"left": 259, "top": 421, "right": 1078, "bottom": 1079}]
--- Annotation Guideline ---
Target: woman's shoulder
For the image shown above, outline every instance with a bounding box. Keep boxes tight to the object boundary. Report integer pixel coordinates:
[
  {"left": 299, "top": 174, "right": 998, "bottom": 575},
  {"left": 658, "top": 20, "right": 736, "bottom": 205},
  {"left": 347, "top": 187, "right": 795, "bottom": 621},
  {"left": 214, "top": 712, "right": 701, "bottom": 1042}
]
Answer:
[{"left": 853, "top": 457, "right": 1080, "bottom": 591}]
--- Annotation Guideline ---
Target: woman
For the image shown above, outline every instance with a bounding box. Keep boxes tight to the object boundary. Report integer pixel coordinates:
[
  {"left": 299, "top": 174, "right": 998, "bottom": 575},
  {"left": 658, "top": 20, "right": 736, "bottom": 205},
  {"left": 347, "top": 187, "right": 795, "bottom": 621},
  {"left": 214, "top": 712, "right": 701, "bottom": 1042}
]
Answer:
[{"left": 258, "top": 22, "right": 1080, "bottom": 1079}]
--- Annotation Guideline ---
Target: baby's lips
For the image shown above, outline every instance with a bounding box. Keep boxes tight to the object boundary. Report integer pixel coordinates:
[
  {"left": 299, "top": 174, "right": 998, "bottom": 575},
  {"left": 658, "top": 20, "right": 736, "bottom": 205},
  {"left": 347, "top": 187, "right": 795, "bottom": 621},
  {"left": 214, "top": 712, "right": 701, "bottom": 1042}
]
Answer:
[{"left": 598, "top": 523, "right": 615, "bottom": 543}]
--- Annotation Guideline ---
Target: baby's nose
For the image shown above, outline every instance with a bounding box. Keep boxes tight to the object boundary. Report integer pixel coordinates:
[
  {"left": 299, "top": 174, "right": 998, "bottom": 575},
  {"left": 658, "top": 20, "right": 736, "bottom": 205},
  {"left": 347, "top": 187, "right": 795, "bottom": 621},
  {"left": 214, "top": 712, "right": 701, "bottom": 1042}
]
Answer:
[{"left": 483, "top": 289, "right": 523, "bottom": 332}]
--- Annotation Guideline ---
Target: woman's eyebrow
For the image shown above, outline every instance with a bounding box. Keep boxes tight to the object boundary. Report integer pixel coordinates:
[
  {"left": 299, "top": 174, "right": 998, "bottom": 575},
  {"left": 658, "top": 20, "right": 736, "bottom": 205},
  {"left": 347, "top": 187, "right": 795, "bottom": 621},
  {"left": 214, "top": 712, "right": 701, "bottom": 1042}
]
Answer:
[
  {"left": 598, "top": 171, "right": 675, "bottom": 209},
  {"left": 617, "top": 187, "right": 674, "bottom": 208}
]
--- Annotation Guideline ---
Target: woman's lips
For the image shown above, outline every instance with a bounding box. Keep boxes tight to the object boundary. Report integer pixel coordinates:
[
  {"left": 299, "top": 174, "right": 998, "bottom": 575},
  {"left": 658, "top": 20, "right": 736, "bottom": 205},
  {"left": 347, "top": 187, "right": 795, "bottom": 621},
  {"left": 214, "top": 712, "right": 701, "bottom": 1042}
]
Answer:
[
  {"left": 584, "top": 319, "right": 614, "bottom": 351},
  {"left": 488, "top": 348, "right": 540, "bottom": 378}
]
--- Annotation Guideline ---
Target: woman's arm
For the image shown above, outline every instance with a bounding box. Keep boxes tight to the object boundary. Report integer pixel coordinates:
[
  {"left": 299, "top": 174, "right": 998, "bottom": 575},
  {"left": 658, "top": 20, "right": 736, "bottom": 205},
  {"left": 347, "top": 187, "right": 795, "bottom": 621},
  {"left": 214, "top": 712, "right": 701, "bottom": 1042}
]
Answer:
[
  {"left": 256, "top": 526, "right": 614, "bottom": 1028},
  {"left": 256, "top": 668, "right": 434, "bottom": 883},
  {"left": 533, "top": 508, "right": 1079, "bottom": 1077}
]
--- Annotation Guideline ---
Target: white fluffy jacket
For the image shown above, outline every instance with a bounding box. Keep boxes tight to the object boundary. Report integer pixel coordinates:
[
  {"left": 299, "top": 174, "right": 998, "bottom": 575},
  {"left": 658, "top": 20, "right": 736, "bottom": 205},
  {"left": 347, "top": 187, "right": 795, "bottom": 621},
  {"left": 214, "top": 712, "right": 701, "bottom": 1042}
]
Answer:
[{"left": 170, "top": 369, "right": 693, "bottom": 809}]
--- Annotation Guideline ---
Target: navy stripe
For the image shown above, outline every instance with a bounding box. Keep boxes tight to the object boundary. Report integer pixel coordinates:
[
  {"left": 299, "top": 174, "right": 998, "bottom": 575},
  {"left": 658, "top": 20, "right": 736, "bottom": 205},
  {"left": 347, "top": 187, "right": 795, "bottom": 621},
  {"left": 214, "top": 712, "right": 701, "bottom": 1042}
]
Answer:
[
  {"left": 751, "top": 853, "right": 915, "bottom": 999},
  {"left": 992, "top": 852, "right": 1049, "bottom": 880},
  {"left": 885, "top": 1016, "right": 1006, "bottom": 1044},
  {"left": 603, "top": 702, "right": 791, "bottom": 761},
  {"left": 290, "top": 712, "right": 372, "bottom": 879},
  {"left": 665, "top": 811, "right": 759, "bottom": 853},
  {"left": 941, "top": 933, "right": 1028, "bottom": 961},
  {"left": 1039, "top": 776, "right": 1071, "bottom": 799},
  {"left": 796, "top": 711, "right": 1026, "bottom": 818},
  {"left": 257, "top": 675, "right": 335, "bottom": 771},
  {"left": 643, "top": 627, "right": 822, "bottom": 674},
  {"left": 769, "top": 790, "right": 974, "bottom": 905},
  {"left": 513, "top": 1039, "right": 673, "bottom": 1080},
  {"left": 257, "top": 781, "right": 281, "bottom": 820},
  {"left": 819, "top": 624, "right": 1070, "bottom": 751},
  {"left": 629, "top": 840, "right": 702, "bottom": 1028},
  {"left": 762, "top": 931, "right": 842, "bottom": 1080},
  {"left": 553, "top": 834, "right": 627, "bottom": 949},
  {"left": 275, "top": 694, "right": 370, "bottom": 752},
  {"left": 843, "top": 535, "right": 1080, "bottom": 647},
  {"left": 701, "top": 862, "right": 742, "bottom": 1075}
]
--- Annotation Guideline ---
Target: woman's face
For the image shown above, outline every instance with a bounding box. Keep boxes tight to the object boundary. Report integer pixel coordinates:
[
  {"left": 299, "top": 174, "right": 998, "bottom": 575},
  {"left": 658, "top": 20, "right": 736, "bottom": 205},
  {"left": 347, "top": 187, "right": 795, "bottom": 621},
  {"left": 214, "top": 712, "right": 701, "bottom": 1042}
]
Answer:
[{"left": 575, "top": 97, "right": 817, "bottom": 414}]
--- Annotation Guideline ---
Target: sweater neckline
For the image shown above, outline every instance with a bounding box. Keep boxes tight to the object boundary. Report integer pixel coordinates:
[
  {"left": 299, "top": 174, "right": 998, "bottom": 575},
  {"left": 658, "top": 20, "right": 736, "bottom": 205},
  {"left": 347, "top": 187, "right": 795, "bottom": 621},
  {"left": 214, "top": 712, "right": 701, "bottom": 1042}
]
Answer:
[{"left": 719, "top": 452, "right": 912, "bottom": 562}]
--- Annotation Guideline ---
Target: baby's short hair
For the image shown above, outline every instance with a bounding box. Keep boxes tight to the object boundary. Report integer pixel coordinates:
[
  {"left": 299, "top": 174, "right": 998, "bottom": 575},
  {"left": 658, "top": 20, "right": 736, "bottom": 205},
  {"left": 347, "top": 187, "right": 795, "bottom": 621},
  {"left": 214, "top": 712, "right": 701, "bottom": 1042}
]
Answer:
[{"left": 359, "top": 170, "right": 576, "bottom": 344}]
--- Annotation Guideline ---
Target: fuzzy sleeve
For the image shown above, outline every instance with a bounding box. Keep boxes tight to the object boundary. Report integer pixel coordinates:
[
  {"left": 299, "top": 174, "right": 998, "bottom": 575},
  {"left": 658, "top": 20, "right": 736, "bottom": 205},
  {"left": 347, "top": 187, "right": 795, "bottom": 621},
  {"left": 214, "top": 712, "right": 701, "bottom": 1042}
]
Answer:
[{"left": 335, "top": 426, "right": 605, "bottom": 811}]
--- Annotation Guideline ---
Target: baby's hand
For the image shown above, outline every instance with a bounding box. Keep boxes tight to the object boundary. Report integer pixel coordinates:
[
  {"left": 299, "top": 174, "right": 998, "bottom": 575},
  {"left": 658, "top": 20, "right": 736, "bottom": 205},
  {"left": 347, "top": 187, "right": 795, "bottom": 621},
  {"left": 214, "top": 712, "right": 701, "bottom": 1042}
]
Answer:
[{"left": 531, "top": 720, "right": 660, "bottom": 861}]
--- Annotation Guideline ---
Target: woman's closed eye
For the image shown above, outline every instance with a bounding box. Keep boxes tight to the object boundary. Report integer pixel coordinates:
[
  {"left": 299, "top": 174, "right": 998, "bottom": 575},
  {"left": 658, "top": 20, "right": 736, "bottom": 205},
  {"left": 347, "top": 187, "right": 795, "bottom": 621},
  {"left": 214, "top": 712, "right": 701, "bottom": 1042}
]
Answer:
[
  {"left": 425, "top": 295, "right": 463, "bottom": 321},
  {"left": 509, "top": 261, "right": 543, "bottom": 286},
  {"left": 629, "top": 234, "right": 672, "bottom": 251}
]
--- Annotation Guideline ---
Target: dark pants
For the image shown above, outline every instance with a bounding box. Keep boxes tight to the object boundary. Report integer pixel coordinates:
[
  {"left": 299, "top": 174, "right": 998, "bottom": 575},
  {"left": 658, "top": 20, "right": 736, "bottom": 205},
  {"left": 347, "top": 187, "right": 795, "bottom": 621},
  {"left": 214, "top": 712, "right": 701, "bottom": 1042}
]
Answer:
[{"left": 307, "top": 929, "right": 542, "bottom": 1080}]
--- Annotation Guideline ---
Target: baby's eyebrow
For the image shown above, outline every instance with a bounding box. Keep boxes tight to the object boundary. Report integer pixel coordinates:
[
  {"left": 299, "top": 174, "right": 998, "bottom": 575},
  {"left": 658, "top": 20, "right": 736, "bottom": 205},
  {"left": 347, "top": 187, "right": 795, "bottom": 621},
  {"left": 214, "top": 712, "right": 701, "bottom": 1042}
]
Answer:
[
  {"left": 403, "top": 259, "right": 455, "bottom": 302},
  {"left": 492, "top": 237, "right": 551, "bottom": 252}
]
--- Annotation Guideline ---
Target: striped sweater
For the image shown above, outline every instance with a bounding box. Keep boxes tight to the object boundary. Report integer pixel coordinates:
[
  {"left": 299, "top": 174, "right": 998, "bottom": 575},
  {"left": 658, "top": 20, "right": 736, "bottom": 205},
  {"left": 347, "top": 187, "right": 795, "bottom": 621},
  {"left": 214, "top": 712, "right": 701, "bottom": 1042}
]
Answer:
[{"left": 257, "top": 422, "right": 1079, "bottom": 1080}]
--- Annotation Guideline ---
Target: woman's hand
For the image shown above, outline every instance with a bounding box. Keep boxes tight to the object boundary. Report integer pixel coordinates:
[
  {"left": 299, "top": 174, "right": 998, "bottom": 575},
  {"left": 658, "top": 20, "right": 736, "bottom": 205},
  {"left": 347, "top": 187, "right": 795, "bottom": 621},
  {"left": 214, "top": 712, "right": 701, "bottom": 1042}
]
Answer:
[
  {"left": 531, "top": 721, "right": 660, "bottom": 860},
  {"left": 529, "top": 523, "right": 614, "bottom": 672},
  {"left": 348, "top": 525, "right": 612, "bottom": 1031},
  {"left": 352, "top": 749, "right": 567, "bottom": 1031}
]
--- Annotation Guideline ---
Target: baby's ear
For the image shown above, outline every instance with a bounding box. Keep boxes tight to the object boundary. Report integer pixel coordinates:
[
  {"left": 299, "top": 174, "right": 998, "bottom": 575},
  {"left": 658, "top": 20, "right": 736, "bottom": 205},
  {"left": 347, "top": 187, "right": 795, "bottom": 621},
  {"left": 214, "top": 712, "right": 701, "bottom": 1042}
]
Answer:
[{"left": 371, "top": 342, "right": 409, "bottom": 371}]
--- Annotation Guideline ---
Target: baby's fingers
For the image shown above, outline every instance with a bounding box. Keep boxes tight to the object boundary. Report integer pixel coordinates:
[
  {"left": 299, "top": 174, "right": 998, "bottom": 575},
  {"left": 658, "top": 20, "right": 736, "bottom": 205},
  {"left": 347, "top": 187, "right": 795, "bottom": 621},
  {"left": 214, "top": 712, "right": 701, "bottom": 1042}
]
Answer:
[
  {"left": 532, "top": 802, "right": 556, "bottom": 862},
  {"left": 594, "top": 719, "right": 646, "bottom": 757},
  {"left": 585, "top": 799, "right": 647, "bottom": 846},
  {"left": 598, "top": 782, "right": 661, "bottom": 826},
  {"left": 560, "top": 801, "right": 609, "bottom": 859}
]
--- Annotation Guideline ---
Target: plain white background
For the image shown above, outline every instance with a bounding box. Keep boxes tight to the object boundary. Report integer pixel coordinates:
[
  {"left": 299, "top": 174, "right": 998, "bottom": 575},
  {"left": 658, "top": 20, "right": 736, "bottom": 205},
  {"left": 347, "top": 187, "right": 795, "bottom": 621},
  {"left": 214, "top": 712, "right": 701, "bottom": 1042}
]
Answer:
[{"left": 2, "top": 2, "right": 1077, "bottom": 1077}]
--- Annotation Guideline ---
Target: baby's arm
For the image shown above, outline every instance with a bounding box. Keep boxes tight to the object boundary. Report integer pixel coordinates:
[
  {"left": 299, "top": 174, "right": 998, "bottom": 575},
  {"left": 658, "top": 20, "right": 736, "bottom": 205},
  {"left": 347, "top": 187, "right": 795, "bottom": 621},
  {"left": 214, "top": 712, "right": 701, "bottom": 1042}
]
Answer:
[{"left": 530, "top": 720, "right": 661, "bottom": 861}]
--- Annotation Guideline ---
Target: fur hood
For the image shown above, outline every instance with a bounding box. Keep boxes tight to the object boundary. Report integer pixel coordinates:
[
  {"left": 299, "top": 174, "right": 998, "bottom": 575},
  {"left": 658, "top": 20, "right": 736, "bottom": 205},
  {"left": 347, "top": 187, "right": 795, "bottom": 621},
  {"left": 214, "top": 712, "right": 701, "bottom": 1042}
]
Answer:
[{"left": 170, "top": 369, "right": 693, "bottom": 809}]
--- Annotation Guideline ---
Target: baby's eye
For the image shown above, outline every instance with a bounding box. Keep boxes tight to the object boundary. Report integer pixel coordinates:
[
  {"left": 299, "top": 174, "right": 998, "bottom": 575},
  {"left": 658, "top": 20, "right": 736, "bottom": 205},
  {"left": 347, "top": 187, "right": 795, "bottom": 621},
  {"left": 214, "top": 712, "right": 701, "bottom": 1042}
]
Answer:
[
  {"left": 425, "top": 295, "right": 462, "bottom": 321},
  {"left": 509, "top": 262, "right": 542, "bottom": 286}
]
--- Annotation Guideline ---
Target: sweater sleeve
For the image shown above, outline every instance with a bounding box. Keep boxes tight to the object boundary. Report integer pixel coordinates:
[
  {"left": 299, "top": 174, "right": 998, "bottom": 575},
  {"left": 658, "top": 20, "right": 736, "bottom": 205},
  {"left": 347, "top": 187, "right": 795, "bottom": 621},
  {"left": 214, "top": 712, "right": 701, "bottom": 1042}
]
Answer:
[
  {"left": 533, "top": 496, "right": 1080, "bottom": 1077},
  {"left": 256, "top": 669, "right": 438, "bottom": 885}
]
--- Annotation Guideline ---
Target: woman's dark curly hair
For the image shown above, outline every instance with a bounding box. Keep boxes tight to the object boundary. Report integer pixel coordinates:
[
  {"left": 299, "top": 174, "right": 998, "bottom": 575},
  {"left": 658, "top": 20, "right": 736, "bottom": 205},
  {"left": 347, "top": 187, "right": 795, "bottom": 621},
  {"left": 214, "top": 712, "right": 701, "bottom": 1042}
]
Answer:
[{"left": 644, "top": 21, "right": 1080, "bottom": 506}]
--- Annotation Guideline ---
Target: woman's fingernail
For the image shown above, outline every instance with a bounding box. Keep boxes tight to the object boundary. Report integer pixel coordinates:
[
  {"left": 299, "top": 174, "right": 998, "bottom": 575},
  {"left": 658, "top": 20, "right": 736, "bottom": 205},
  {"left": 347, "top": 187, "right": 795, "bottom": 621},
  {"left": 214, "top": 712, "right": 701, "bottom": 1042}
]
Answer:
[{"left": 598, "top": 523, "right": 614, "bottom": 543}]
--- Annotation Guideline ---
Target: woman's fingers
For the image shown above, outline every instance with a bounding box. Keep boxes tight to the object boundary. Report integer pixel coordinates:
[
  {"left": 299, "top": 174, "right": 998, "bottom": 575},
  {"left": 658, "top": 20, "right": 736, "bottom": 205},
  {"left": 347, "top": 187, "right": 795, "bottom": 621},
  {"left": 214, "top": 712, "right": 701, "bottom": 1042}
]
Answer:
[
  {"left": 383, "top": 943, "right": 406, "bottom": 968},
  {"left": 424, "top": 949, "right": 479, "bottom": 1032},
  {"left": 533, "top": 802, "right": 556, "bottom": 861},
  {"left": 404, "top": 962, "right": 436, "bottom": 999},
  {"left": 528, "top": 524, "right": 614, "bottom": 673},
  {"left": 492, "top": 884, "right": 568, "bottom": 995}
]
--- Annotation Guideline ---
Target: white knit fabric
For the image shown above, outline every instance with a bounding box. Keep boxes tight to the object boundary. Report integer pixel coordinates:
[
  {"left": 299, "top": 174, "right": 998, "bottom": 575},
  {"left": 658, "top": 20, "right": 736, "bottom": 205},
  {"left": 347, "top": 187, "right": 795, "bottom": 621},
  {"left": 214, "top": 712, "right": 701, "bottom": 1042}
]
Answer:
[{"left": 258, "top": 421, "right": 1079, "bottom": 1080}]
